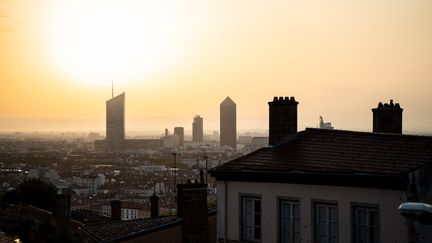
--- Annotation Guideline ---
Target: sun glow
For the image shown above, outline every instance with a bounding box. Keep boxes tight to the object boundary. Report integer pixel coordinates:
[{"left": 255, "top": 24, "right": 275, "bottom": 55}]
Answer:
[{"left": 44, "top": 1, "right": 185, "bottom": 85}]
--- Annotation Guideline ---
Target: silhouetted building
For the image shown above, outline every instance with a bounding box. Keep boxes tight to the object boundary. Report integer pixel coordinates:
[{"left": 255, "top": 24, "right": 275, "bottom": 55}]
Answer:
[
  {"left": 220, "top": 97, "right": 237, "bottom": 151},
  {"left": 192, "top": 116, "right": 203, "bottom": 143},
  {"left": 210, "top": 97, "right": 432, "bottom": 243},
  {"left": 372, "top": 99, "right": 403, "bottom": 134},
  {"left": 95, "top": 92, "right": 164, "bottom": 151},
  {"left": 268, "top": 96, "right": 298, "bottom": 146},
  {"left": 319, "top": 116, "right": 334, "bottom": 130},
  {"left": 174, "top": 127, "right": 184, "bottom": 147},
  {"left": 106, "top": 93, "right": 125, "bottom": 148}
]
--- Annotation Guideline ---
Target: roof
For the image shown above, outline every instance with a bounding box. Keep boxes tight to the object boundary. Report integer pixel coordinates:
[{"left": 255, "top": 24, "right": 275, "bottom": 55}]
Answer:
[
  {"left": 220, "top": 96, "right": 235, "bottom": 106},
  {"left": 81, "top": 216, "right": 181, "bottom": 243},
  {"left": 210, "top": 128, "right": 432, "bottom": 189},
  {"left": 72, "top": 210, "right": 112, "bottom": 225}
]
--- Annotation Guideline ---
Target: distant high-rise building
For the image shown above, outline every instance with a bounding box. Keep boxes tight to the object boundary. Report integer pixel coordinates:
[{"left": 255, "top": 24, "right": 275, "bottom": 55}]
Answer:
[
  {"left": 220, "top": 97, "right": 237, "bottom": 150},
  {"left": 106, "top": 93, "right": 125, "bottom": 142},
  {"left": 319, "top": 116, "right": 334, "bottom": 130},
  {"left": 174, "top": 127, "right": 184, "bottom": 147},
  {"left": 192, "top": 116, "right": 203, "bottom": 143}
]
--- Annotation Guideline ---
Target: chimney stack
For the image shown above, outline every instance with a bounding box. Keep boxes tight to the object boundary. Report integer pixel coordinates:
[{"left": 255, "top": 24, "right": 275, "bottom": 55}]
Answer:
[
  {"left": 111, "top": 200, "right": 122, "bottom": 220},
  {"left": 150, "top": 193, "right": 159, "bottom": 218},
  {"left": 55, "top": 194, "right": 71, "bottom": 221},
  {"left": 177, "top": 181, "right": 208, "bottom": 243},
  {"left": 268, "top": 96, "right": 299, "bottom": 146},
  {"left": 372, "top": 99, "right": 403, "bottom": 134}
]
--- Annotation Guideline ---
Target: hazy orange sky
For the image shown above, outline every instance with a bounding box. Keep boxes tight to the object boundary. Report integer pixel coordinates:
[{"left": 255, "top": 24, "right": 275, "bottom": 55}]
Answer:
[{"left": 1, "top": 0, "right": 432, "bottom": 133}]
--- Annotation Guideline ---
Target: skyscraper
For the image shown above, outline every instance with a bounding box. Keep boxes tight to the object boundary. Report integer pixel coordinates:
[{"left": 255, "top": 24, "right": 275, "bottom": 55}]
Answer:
[
  {"left": 220, "top": 96, "right": 237, "bottom": 150},
  {"left": 192, "top": 115, "right": 203, "bottom": 143},
  {"left": 106, "top": 92, "right": 125, "bottom": 143},
  {"left": 174, "top": 127, "right": 185, "bottom": 147}
]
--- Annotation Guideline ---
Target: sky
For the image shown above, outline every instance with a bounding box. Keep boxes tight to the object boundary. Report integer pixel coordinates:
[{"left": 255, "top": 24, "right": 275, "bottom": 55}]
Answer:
[{"left": 1, "top": 0, "right": 432, "bottom": 134}]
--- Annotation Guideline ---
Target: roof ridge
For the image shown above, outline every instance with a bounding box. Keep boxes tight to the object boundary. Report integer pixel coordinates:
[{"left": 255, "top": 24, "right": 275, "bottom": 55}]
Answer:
[{"left": 305, "top": 127, "right": 432, "bottom": 139}]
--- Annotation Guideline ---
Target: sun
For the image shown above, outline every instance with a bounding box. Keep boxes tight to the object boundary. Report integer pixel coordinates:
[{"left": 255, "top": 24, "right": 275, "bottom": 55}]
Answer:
[{"left": 44, "top": 1, "right": 184, "bottom": 86}]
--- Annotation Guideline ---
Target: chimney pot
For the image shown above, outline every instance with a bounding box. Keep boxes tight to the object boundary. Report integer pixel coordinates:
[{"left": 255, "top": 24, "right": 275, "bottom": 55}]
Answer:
[
  {"left": 176, "top": 183, "right": 208, "bottom": 243},
  {"left": 150, "top": 193, "right": 159, "bottom": 218},
  {"left": 111, "top": 200, "right": 122, "bottom": 220},
  {"left": 268, "top": 96, "right": 299, "bottom": 146},
  {"left": 372, "top": 100, "right": 403, "bottom": 134},
  {"left": 55, "top": 194, "right": 71, "bottom": 221}
]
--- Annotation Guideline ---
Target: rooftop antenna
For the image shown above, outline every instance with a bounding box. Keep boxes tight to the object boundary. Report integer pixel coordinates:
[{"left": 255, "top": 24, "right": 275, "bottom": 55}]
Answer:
[{"left": 111, "top": 80, "right": 114, "bottom": 98}]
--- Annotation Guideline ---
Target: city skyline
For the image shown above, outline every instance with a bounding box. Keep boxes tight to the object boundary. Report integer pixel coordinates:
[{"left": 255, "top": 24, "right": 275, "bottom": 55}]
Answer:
[{"left": 1, "top": 0, "right": 432, "bottom": 133}]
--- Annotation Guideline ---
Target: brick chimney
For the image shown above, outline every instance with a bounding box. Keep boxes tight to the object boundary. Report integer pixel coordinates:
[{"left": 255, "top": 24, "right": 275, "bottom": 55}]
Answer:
[
  {"left": 150, "top": 193, "right": 159, "bottom": 218},
  {"left": 268, "top": 96, "right": 299, "bottom": 146},
  {"left": 177, "top": 181, "right": 208, "bottom": 243},
  {"left": 372, "top": 99, "right": 403, "bottom": 134},
  {"left": 55, "top": 194, "right": 71, "bottom": 221},
  {"left": 111, "top": 200, "right": 122, "bottom": 220}
]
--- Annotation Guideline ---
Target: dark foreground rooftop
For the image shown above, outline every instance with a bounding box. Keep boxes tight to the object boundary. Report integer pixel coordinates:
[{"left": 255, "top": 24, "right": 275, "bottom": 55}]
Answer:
[
  {"left": 210, "top": 128, "right": 432, "bottom": 189},
  {"left": 81, "top": 216, "right": 180, "bottom": 243}
]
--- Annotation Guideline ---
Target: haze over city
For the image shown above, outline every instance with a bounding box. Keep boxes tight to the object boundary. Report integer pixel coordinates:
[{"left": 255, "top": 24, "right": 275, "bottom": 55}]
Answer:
[{"left": 1, "top": 0, "right": 432, "bottom": 133}]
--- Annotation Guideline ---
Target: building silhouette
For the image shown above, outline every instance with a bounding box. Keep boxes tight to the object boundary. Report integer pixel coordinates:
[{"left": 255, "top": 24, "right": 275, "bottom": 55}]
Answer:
[
  {"left": 319, "top": 116, "right": 334, "bottom": 130},
  {"left": 95, "top": 92, "right": 162, "bottom": 151},
  {"left": 174, "top": 127, "right": 185, "bottom": 147},
  {"left": 210, "top": 97, "right": 432, "bottom": 243},
  {"left": 220, "top": 96, "right": 237, "bottom": 151},
  {"left": 106, "top": 93, "right": 125, "bottom": 148},
  {"left": 192, "top": 116, "right": 203, "bottom": 143}
]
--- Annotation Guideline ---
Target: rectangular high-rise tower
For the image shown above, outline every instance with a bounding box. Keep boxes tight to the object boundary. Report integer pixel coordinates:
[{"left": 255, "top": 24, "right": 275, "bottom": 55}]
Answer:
[
  {"left": 174, "top": 127, "right": 185, "bottom": 147},
  {"left": 192, "top": 116, "right": 203, "bottom": 143},
  {"left": 106, "top": 93, "right": 125, "bottom": 142},
  {"left": 220, "top": 96, "right": 237, "bottom": 151}
]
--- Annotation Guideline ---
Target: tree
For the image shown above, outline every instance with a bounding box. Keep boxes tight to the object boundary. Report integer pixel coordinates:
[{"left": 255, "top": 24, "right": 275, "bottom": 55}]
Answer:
[{"left": 2, "top": 179, "right": 57, "bottom": 212}]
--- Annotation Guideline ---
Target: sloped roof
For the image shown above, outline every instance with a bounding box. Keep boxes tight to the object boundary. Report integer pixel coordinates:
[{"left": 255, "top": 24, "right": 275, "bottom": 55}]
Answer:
[
  {"left": 220, "top": 96, "right": 235, "bottom": 106},
  {"left": 81, "top": 216, "right": 180, "bottom": 243},
  {"left": 210, "top": 128, "right": 432, "bottom": 189}
]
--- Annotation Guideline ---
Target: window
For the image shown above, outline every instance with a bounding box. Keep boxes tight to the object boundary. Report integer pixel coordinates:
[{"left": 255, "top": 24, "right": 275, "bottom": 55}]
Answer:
[
  {"left": 241, "top": 196, "right": 261, "bottom": 241},
  {"left": 314, "top": 203, "right": 338, "bottom": 243},
  {"left": 352, "top": 206, "right": 380, "bottom": 243},
  {"left": 279, "top": 200, "right": 300, "bottom": 243}
]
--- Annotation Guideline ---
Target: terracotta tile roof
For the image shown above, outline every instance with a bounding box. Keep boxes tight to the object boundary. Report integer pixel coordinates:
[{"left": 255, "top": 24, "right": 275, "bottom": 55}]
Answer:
[
  {"left": 71, "top": 210, "right": 111, "bottom": 225},
  {"left": 210, "top": 128, "right": 432, "bottom": 187},
  {"left": 81, "top": 216, "right": 180, "bottom": 242}
]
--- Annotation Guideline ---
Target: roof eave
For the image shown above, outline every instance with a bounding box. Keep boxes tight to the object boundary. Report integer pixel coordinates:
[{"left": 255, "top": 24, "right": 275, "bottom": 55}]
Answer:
[{"left": 210, "top": 170, "right": 407, "bottom": 190}]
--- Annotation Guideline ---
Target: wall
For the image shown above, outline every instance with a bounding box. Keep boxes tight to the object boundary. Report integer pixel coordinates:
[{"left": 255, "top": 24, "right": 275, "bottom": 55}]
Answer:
[{"left": 217, "top": 181, "right": 408, "bottom": 243}]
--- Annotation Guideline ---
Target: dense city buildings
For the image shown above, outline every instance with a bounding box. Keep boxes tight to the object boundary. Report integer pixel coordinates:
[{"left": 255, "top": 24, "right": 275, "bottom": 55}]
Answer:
[
  {"left": 192, "top": 115, "right": 203, "bottom": 143},
  {"left": 1, "top": 97, "right": 431, "bottom": 242},
  {"left": 220, "top": 97, "right": 237, "bottom": 151}
]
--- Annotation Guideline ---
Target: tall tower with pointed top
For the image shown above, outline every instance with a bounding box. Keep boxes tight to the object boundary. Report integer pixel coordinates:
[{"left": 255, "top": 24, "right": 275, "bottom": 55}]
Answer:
[
  {"left": 220, "top": 96, "right": 237, "bottom": 151},
  {"left": 106, "top": 92, "right": 125, "bottom": 144}
]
